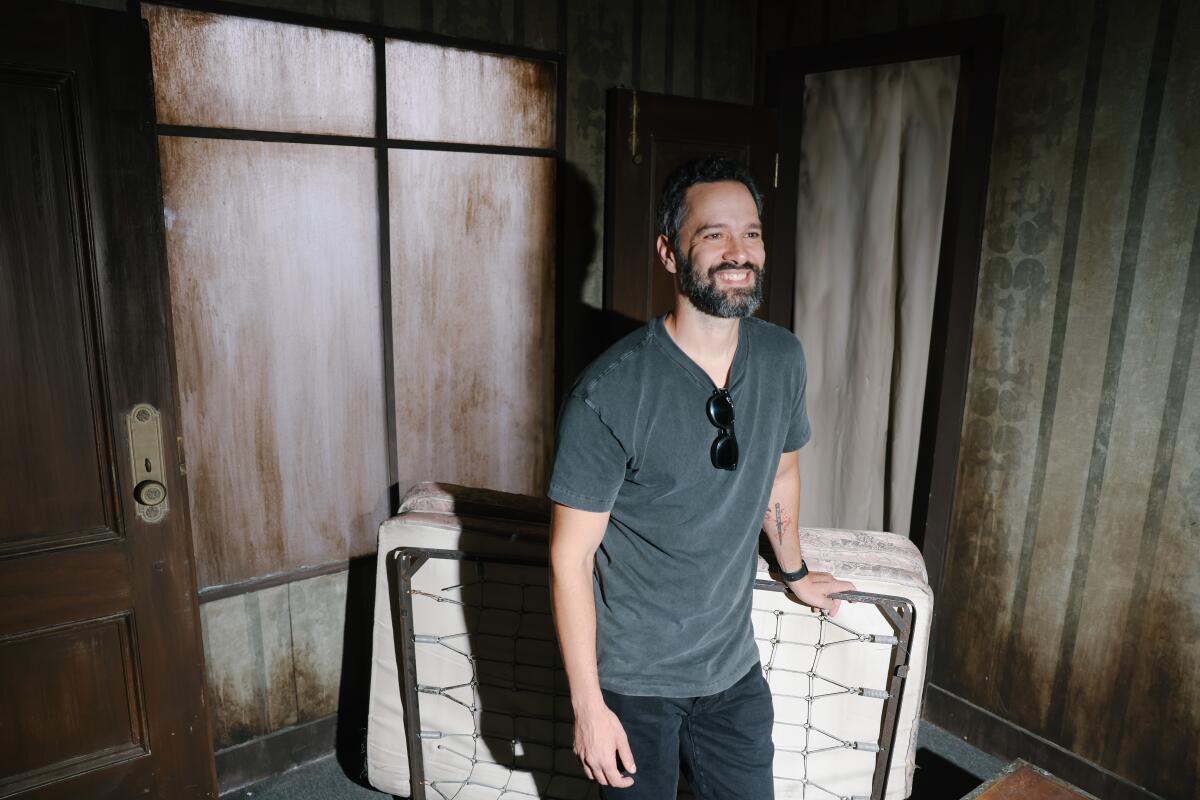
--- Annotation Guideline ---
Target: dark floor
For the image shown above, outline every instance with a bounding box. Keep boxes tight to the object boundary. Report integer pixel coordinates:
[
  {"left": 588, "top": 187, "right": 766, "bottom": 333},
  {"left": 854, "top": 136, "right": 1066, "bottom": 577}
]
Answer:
[
  {"left": 912, "top": 722, "right": 1005, "bottom": 798},
  {"left": 226, "top": 721, "right": 1005, "bottom": 800},
  {"left": 222, "top": 756, "right": 386, "bottom": 800}
]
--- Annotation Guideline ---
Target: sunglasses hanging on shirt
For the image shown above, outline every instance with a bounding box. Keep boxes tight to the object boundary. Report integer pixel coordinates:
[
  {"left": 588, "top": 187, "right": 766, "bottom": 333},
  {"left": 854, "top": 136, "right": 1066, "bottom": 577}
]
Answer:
[{"left": 707, "top": 388, "right": 738, "bottom": 470}]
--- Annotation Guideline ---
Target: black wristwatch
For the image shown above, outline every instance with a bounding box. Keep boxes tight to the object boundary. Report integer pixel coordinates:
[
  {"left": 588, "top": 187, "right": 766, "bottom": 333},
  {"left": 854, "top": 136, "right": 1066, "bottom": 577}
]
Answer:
[{"left": 778, "top": 561, "right": 809, "bottom": 583}]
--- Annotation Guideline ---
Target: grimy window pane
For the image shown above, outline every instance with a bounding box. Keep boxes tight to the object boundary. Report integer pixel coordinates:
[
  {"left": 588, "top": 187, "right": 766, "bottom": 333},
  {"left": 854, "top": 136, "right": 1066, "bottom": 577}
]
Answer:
[
  {"left": 389, "top": 151, "right": 555, "bottom": 497},
  {"left": 144, "top": 4, "right": 374, "bottom": 136},
  {"left": 386, "top": 40, "right": 556, "bottom": 148},
  {"left": 158, "top": 137, "right": 388, "bottom": 588}
]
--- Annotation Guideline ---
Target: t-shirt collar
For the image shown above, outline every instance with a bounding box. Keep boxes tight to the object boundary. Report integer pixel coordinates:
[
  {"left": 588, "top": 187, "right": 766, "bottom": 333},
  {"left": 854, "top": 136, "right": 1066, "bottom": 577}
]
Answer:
[{"left": 650, "top": 313, "right": 750, "bottom": 392}]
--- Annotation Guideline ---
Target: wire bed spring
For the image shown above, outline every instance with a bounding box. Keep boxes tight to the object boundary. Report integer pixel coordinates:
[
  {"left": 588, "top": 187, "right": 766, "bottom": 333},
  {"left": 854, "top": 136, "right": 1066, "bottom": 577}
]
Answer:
[{"left": 405, "top": 563, "right": 898, "bottom": 800}]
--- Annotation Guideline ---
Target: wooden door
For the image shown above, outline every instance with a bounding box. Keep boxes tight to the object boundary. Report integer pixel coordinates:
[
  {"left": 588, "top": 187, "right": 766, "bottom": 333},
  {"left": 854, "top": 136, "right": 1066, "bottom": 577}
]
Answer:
[
  {"left": 603, "top": 88, "right": 784, "bottom": 325},
  {"left": 0, "top": 5, "right": 216, "bottom": 798}
]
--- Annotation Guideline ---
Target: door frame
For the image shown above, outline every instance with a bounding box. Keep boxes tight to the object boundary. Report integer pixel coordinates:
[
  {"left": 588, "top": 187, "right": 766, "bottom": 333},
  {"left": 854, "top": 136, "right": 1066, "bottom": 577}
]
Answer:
[{"left": 764, "top": 17, "right": 1004, "bottom": 618}]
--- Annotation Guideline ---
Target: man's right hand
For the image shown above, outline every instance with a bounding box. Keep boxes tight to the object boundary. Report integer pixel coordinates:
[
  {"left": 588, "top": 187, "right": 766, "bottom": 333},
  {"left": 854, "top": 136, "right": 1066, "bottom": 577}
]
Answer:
[
  {"left": 572, "top": 698, "right": 637, "bottom": 788},
  {"left": 789, "top": 571, "right": 856, "bottom": 617},
  {"left": 552, "top": 504, "right": 634, "bottom": 788}
]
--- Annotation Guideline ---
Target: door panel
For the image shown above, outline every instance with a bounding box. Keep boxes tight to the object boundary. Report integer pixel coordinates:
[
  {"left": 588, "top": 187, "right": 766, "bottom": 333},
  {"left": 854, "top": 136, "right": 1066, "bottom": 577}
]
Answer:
[
  {"left": 0, "top": 76, "right": 116, "bottom": 551},
  {"left": 604, "top": 88, "right": 781, "bottom": 324},
  {"left": 0, "top": 5, "right": 215, "bottom": 798},
  {"left": 0, "top": 615, "right": 146, "bottom": 796},
  {"left": 0, "top": 547, "right": 130, "bottom": 638}
]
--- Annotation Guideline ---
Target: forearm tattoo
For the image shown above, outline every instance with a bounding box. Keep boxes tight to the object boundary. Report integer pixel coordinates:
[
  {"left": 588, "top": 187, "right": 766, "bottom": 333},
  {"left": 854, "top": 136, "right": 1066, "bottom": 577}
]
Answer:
[{"left": 766, "top": 502, "right": 793, "bottom": 546}]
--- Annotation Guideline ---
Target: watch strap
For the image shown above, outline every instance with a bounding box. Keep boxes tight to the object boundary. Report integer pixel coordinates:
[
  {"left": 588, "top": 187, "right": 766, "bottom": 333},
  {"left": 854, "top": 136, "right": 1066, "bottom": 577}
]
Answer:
[{"left": 778, "top": 561, "right": 809, "bottom": 582}]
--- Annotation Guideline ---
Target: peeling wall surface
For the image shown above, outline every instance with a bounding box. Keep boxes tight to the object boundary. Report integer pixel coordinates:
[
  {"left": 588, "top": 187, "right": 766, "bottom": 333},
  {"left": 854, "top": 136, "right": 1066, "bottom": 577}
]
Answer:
[
  {"left": 386, "top": 40, "right": 557, "bottom": 148},
  {"left": 185, "top": 0, "right": 760, "bottom": 311},
  {"left": 143, "top": 1, "right": 574, "bottom": 761},
  {"left": 144, "top": 0, "right": 766, "bottom": 597},
  {"left": 390, "top": 151, "right": 556, "bottom": 497},
  {"left": 759, "top": 1, "right": 1200, "bottom": 797},
  {"left": 143, "top": 4, "right": 375, "bottom": 136},
  {"left": 146, "top": 3, "right": 565, "bottom": 590},
  {"left": 158, "top": 137, "right": 390, "bottom": 588}
]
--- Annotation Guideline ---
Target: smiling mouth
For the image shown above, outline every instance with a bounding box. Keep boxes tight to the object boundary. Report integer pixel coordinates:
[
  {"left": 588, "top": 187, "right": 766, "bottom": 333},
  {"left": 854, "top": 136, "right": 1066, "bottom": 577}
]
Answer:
[
  {"left": 715, "top": 269, "right": 752, "bottom": 283},
  {"left": 711, "top": 264, "right": 759, "bottom": 287}
]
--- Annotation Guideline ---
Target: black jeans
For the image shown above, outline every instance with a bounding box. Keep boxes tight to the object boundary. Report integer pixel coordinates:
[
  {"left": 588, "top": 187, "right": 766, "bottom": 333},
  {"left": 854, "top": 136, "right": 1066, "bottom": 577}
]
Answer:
[{"left": 599, "top": 665, "right": 775, "bottom": 799}]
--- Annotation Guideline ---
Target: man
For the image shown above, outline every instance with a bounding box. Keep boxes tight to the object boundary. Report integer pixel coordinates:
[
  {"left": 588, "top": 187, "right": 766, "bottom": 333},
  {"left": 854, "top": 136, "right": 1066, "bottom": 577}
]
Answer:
[{"left": 548, "top": 156, "right": 854, "bottom": 798}]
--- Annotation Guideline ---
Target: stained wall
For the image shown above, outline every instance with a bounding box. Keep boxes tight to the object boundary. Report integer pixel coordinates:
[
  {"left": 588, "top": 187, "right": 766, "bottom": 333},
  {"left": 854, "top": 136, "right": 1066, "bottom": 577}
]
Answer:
[
  {"left": 197, "top": 0, "right": 759, "bottom": 320},
  {"left": 147, "top": 0, "right": 762, "bottom": 594},
  {"left": 141, "top": 0, "right": 764, "bottom": 778},
  {"left": 760, "top": 1, "right": 1200, "bottom": 797}
]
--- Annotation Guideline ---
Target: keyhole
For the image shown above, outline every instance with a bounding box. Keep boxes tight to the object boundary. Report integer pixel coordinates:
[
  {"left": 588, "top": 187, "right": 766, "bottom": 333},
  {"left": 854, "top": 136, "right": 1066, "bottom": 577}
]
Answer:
[{"left": 144, "top": 458, "right": 152, "bottom": 473}]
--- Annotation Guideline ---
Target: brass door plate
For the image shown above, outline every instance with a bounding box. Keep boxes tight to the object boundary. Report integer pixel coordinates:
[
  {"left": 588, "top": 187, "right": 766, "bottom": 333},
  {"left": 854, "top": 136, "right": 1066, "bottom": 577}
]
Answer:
[{"left": 127, "top": 403, "right": 169, "bottom": 523}]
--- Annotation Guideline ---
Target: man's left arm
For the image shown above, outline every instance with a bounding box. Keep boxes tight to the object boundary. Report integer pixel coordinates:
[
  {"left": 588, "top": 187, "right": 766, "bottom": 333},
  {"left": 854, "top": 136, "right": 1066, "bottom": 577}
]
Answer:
[{"left": 762, "top": 450, "right": 856, "bottom": 616}]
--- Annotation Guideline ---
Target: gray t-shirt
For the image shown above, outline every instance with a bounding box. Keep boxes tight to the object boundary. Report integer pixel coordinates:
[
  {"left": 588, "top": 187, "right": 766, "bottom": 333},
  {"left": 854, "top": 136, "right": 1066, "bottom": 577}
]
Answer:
[{"left": 548, "top": 315, "right": 811, "bottom": 697}]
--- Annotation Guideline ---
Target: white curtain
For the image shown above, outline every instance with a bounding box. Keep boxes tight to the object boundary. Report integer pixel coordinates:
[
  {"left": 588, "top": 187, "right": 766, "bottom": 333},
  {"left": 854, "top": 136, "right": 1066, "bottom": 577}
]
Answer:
[{"left": 793, "top": 57, "right": 959, "bottom": 537}]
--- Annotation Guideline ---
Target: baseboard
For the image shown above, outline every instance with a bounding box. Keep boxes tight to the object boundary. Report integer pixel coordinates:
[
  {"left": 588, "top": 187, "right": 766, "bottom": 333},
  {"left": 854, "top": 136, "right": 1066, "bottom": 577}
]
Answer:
[
  {"left": 923, "top": 683, "right": 1164, "bottom": 800},
  {"left": 215, "top": 714, "right": 338, "bottom": 795}
]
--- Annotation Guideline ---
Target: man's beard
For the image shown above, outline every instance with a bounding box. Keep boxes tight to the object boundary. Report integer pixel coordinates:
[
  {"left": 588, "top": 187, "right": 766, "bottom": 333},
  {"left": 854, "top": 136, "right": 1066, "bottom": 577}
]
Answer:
[{"left": 677, "top": 254, "right": 764, "bottom": 319}]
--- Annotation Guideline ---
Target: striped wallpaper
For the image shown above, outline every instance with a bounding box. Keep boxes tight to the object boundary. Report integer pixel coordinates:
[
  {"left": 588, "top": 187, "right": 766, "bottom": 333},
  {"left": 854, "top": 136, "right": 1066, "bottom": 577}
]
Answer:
[{"left": 762, "top": 1, "right": 1198, "bottom": 796}]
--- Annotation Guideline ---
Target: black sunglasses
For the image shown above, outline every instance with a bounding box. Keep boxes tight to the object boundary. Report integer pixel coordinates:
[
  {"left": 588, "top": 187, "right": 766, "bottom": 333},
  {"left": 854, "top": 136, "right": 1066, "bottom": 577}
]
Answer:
[{"left": 706, "top": 388, "right": 738, "bottom": 470}]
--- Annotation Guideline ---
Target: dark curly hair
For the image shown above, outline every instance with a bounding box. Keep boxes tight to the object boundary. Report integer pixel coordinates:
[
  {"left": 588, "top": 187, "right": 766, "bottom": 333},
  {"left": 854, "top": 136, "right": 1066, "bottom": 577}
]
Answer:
[{"left": 656, "top": 155, "right": 763, "bottom": 255}]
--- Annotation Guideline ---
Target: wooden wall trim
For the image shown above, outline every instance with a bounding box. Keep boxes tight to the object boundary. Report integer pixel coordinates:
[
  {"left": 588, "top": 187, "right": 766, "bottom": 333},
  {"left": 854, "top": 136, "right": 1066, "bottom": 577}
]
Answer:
[
  {"left": 923, "top": 684, "right": 1165, "bottom": 800},
  {"left": 198, "top": 560, "right": 348, "bottom": 603},
  {"left": 214, "top": 713, "right": 337, "bottom": 794}
]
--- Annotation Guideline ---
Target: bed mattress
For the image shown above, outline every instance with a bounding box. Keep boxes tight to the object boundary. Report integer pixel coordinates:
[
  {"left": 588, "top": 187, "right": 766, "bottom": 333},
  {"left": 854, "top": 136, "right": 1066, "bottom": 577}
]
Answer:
[{"left": 367, "top": 483, "right": 932, "bottom": 800}]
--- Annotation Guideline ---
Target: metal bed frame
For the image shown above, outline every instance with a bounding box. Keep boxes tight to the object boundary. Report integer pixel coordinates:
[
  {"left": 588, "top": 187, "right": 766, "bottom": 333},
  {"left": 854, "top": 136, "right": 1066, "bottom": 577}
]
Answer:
[{"left": 388, "top": 546, "right": 915, "bottom": 800}]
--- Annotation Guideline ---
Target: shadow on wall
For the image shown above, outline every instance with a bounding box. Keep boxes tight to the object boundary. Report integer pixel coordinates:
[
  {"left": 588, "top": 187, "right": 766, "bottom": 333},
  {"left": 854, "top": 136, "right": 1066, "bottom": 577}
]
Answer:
[
  {"left": 334, "top": 553, "right": 380, "bottom": 789},
  {"left": 560, "top": 160, "right": 643, "bottom": 387}
]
